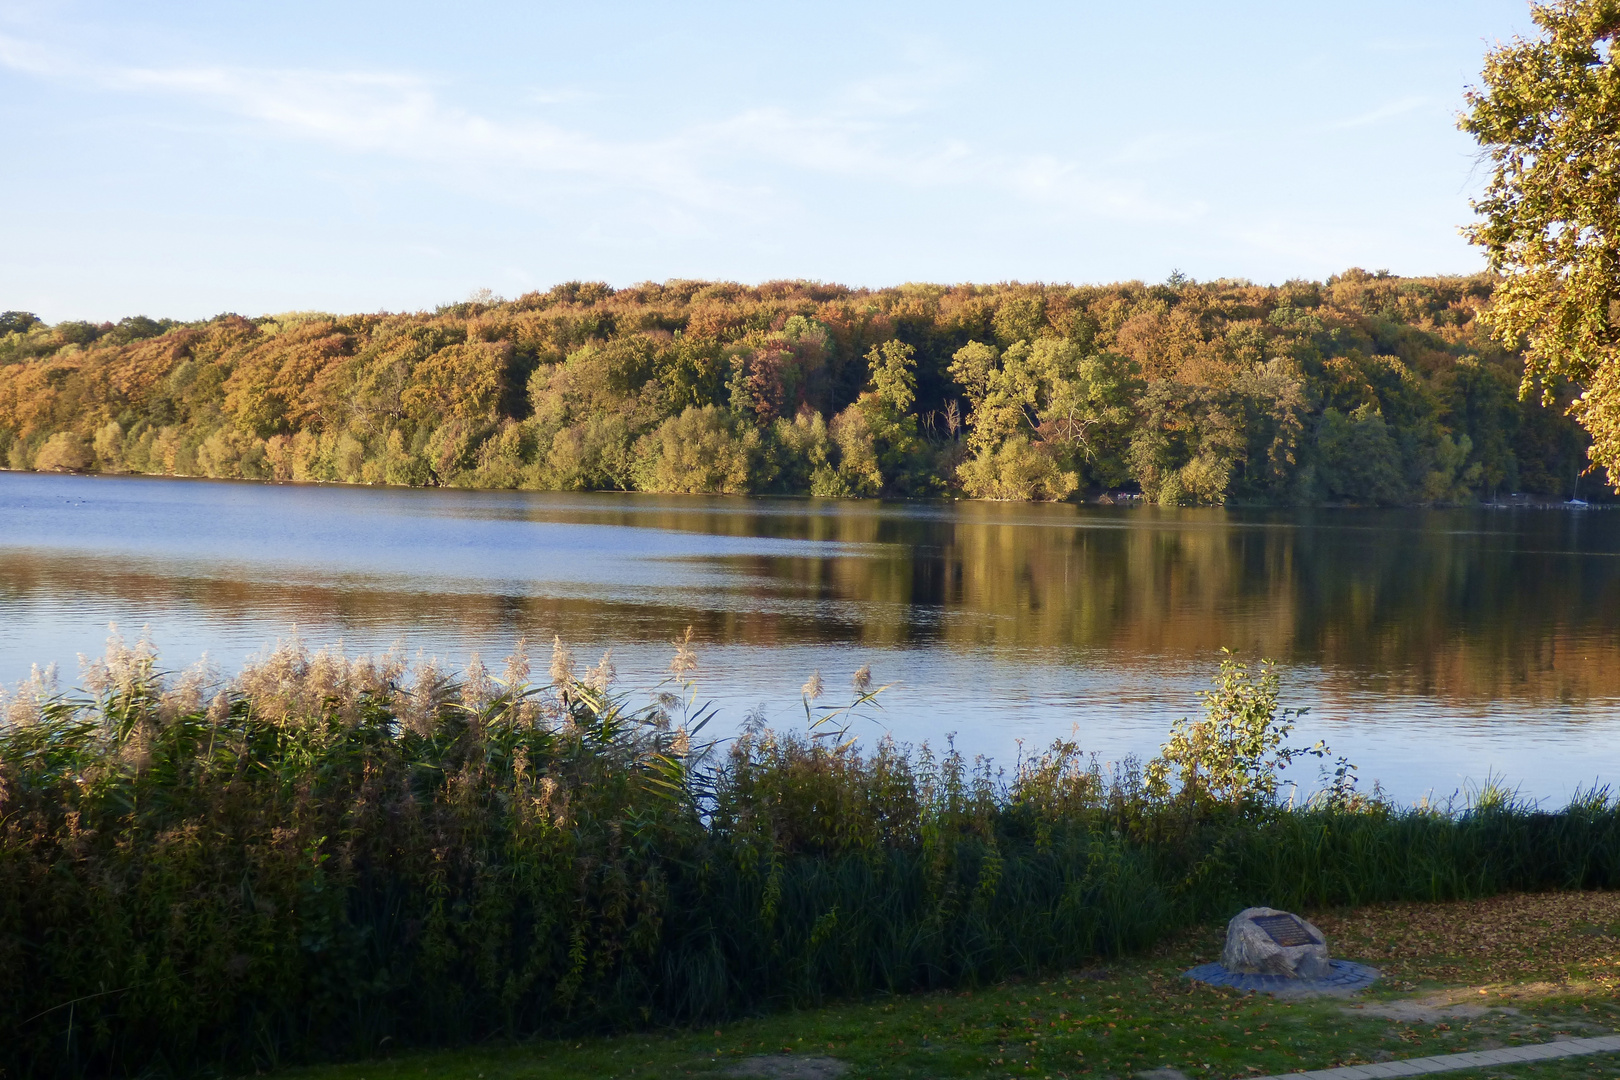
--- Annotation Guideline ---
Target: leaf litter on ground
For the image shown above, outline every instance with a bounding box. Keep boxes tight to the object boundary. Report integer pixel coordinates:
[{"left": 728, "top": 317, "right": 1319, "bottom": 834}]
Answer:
[{"left": 274, "top": 890, "right": 1620, "bottom": 1080}]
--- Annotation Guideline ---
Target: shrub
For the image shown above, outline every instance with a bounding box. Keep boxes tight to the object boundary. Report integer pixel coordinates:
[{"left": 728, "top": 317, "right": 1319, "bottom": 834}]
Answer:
[
  {"left": 1146, "top": 651, "right": 1326, "bottom": 808},
  {"left": 541, "top": 414, "right": 636, "bottom": 490},
  {"left": 957, "top": 436, "right": 1078, "bottom": 501},
  {"left": 196, "top": 426, "right": 272, "bottom": 479},
  {"left": 768, "top": 409, "right": 837, "bottom": 494},
  {"left": 32, "top": 431, "right": 92, "bottom": 472},
  {"left": 92, "top": 420, "right": 125, "bottom": 471},
  {"left": 633, "top": 405, "right": 765, "bottom": 493}
]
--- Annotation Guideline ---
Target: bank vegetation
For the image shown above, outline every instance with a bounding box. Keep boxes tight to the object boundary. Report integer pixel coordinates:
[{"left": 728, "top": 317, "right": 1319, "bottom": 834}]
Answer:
[{"left": 2, "top": 636, "right": 1617, "bottom": 1077}]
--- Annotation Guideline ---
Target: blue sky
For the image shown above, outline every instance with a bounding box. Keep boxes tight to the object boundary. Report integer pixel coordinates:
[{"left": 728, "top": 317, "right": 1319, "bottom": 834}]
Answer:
[{"left": 2, "top": 1, "right": 1534, "bottom": 322}]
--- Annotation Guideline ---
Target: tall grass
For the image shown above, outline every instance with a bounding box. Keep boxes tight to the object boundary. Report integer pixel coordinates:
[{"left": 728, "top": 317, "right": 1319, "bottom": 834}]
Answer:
[{"left": 1, "top": 635, "right": 1615, "bottom": 1079}]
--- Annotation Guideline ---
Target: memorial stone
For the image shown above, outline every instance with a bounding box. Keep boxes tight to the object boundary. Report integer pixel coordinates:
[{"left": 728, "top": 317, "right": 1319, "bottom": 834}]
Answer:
[{"left": 1220, "top": 906, "right": 1330, "bottom": 979}]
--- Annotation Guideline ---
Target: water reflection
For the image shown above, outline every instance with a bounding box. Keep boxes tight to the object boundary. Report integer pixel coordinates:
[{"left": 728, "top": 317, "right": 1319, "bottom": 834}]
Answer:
[{"left": 2, "top": 472, "right": 1617, "bottom": 801}]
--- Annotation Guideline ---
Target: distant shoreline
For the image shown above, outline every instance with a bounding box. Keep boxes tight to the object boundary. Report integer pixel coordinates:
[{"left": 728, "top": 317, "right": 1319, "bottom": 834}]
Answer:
[{"left": 3, "top": 464, "right": 1613, "bottom": 510}]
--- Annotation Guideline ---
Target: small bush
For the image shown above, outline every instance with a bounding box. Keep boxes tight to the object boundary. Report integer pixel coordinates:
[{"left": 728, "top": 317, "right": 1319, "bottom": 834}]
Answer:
[{"left": 32, "top": 431, "right": 92, "bottom": 472}]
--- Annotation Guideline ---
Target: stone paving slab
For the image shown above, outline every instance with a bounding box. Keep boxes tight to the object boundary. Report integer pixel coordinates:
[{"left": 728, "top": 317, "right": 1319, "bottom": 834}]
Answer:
[
  {"left": 1183, "top": 960, "right": 1380, "bottom": 998},
  {"left": 1248, "top": 1033, "right": 1620, "bottom": 1080}
]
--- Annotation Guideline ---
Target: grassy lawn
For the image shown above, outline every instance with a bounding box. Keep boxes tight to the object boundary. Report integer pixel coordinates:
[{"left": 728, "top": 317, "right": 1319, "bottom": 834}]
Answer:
[{"left": 275, "top": 891, "right": 1620, "bottom": 1080}]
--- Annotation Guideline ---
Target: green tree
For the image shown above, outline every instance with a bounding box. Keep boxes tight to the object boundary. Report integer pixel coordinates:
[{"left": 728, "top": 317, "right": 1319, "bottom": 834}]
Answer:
[
  {"left": 633, "top": 405, "right": 765, "bottom": 494},
  {"left": 955, "top": 436, "right": 1076, "bottom": 500},
  {"left": 867, "top": 339, "right": 918, "bottom": 415},
  {"left": 0, "top": 311, "right": 43, "bottom": 336},
  {"left": 1127, "top": 382, "right": 1245, "bottom": 506},
  {"left": 1230, "top": 359, "right": 1309, "bottom": 500},
  {"left": 948, "top": 340, "right": 1031, "bottom": 457},
  {"left": 1144, "top": 652, "right": 1324, "bottom": 808},
  {"left": 1461, "top": 0, "right": 1620, "bottom": 481},
  {"left": 1040, "top": 349, "right": 1137, "bottom": 487},
  {"left": 1442, "top": 357, "right": 1521, "bottom": 496},
  {"left": 947, "top": 337, "right": 1118, "bottom": 498},
  {"left": 1310, "top": 406, "right": 1407, "bottom": 504},
  {"left": 768, "top": 409, "right": 841, "bottom": 495},
  {"left": 832, "top": 341, "right": 928, "bottom": 494}
]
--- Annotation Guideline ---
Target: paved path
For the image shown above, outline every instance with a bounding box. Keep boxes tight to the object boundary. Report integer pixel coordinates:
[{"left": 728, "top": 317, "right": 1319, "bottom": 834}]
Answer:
[{"left": 1250, "top": 1034, "right": 1620, "bottom": 1079}]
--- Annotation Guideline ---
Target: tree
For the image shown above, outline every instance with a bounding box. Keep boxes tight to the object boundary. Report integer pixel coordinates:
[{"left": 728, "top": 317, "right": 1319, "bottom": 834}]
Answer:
[
  {"left": 0, "top": 276, "right": 1601, "bottom": 501},
  {"left": 1039, "top": 349, "right": 1137, "bottom": 486},
  {"left": 866, "top": 339, "right": 917, "bottom": 415},
  {"left": 401, "top": 341, "right": 509, "bottom": 426},
  {"left": 1127, "top": 382, "right": 1245, "bottom": 505},
  {"left": 947, "top": 337, "right": 1132, "bottom": 499},
  {"left": 1442, "top": 357, "right": 1522, "bottom": 496},
  {"left": 33, "top": 431, "right": 92, "bottom": 472},
  {"left": 1310, "top": 406, "right": 1407, "bottom": 504},
  {"left": 0, "top": 311, "right": 41, "bottom": 336},
  {"left": 1461, "top": 0, "right": 1620, "bottom": 481},
  {"left": 632, "top": 405, "right": 764, "bottom": 494},
  {"left": 831, "top": 341, "right": 928, "bottom": 494},
  {"left": 948, "top": 340, "right": 1033, "bottom": 457}
]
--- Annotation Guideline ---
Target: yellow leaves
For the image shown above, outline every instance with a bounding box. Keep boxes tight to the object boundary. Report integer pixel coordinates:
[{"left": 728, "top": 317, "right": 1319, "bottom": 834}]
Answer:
[
  {"left": 1313, "top": 890, "right": 1620, "bottom": 989},
  {"left": 633, "top": 405, "right": 761, "bottom": 494},
  {"left": 0, "top": 354, "right": 80, "bottom": 434},
  {"left": 400, "top": 340, "right": 510, "bottom": 426},
  {"left": 1112, "top": 303, "right": 1205, "bottom": 381},
  {"left": 1461, "top": 1, "right": 1620, "bottom": 480},
  {"left": 104, "top": 328, "right": 198, "bottom": 402},
  {"left": 222, "top": 324, "right": 350, "bottom": 435}
]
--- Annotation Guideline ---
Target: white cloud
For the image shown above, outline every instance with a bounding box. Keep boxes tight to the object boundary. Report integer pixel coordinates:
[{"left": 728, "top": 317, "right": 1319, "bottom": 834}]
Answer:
[
  {"left": 0, "top": 32, "right": 53, "bottom": 73},
  {"left": 115, "top": 63, "right": 728, "bottom": 203},
  {"left": 1332, "top": 96, "right": 1433, "bottom": 130},
  {"left": 0, "top": 31, "right": 1190, "bottom": 228}
]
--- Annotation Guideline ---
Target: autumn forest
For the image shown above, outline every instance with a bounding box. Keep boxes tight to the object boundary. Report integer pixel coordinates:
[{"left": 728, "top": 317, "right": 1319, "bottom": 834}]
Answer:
[{"left": 0, "top": 271, "right": 1601, "bottom": 504}]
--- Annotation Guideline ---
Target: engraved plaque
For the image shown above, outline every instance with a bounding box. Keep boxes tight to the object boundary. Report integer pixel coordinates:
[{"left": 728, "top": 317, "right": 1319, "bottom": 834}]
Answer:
[{"left": 1251, "top": 913, "right": 1316, "bottom": 947}]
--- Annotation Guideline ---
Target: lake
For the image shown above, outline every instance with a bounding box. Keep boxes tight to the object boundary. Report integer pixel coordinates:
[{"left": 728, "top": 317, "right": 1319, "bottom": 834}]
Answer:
[{"left": 2, "top": 470, "right": 1617, "bottom": 805}]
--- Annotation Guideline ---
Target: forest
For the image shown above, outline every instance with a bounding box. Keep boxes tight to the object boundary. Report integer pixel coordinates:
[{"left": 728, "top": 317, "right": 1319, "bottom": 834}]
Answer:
[{"left": 0, "top": 272, "right": 1603, "bottom": 504}]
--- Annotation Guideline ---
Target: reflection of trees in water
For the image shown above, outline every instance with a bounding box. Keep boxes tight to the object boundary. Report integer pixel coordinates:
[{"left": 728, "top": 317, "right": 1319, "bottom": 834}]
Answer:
[
  {"left": 2, "top": 504, "right": 1616, "bottom": 702},
  {"left": 911, "top": 507, "right": 1620, "bottom": 702},
  {"left": 0, "top": 553, "right": 861, "bottom": 648}
]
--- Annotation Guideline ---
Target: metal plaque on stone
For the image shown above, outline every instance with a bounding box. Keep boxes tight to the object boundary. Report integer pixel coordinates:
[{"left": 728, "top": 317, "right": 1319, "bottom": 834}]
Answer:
[{"left": 1251, "top": 913, "right": 1317, "bottom": 947}]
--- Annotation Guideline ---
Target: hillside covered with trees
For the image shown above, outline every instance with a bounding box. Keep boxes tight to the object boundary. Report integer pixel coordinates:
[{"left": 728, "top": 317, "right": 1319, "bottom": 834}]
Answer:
[{"left": 0, "top": 272, "right": 1602, "bottom": 504}]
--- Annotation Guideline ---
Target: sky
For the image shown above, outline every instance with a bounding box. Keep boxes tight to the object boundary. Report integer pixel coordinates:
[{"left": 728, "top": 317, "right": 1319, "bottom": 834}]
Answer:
[{"left": 1, "top": 0, "right": 1538, "bottom": 322}]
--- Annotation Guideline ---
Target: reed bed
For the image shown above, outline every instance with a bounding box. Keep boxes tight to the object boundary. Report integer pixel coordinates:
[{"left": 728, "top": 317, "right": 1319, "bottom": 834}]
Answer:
[{"left": 1, "top": 634, "right": 1615, "bottom": 1079}]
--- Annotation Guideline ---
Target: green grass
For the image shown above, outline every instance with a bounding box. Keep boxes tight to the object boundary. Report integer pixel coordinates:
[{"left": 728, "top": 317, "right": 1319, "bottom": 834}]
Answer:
[{"left": 274, "top": 893, "right": 1620, "bottom": 1080}]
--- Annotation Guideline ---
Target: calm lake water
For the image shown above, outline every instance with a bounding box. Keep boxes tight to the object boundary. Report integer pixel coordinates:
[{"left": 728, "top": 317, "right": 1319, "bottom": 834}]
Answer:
[{"left": 3, "top": 470, "right": 1618, "bottom": 805}]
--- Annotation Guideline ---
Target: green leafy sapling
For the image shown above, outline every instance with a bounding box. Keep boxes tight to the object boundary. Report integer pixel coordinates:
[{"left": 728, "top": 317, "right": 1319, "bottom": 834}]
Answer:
[{"left": 1145, "top": 650, "right": 1331, "bottom": 808}]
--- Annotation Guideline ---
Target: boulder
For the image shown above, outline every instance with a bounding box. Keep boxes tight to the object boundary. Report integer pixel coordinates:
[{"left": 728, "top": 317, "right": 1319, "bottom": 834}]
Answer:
[{"left": 1220, "top": 907, "right": 1330, "bottom": 979}]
